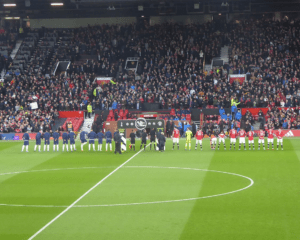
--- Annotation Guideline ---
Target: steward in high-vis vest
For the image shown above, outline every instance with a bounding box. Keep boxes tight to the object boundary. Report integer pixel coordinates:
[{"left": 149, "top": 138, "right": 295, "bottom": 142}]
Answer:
[
  {"left": 87, "top": 102, "right": 92, "bottom": 118},
  {"left": 67, "top": 121, "right": 73, "bottom": 132},
  {"left": 93, "top": 88, "right": 97, "bottom": 99}
]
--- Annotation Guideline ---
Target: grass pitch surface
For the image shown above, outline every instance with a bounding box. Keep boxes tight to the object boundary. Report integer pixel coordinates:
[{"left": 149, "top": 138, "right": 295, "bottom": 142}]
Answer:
[{"left": 0, "top": 139, "right": 299, "bottom": 240}]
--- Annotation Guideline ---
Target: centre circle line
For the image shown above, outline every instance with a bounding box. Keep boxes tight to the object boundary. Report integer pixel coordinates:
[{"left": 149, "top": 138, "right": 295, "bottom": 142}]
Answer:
[{"left": 0, "top": 166, "right": 254, "bottom": 208}]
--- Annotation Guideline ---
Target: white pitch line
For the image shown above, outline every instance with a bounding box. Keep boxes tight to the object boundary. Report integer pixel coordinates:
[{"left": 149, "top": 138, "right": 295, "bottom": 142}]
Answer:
[
  {"left": 27, "top": 144, "right": 150, "bottom": 240},
  {"left": 0, "top": 166, "right": 254, "bottom": 208}
]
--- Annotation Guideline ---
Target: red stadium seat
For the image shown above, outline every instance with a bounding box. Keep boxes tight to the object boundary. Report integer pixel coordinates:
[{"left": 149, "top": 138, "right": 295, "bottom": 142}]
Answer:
[{"left": 170, "top": 108, "right": 175, "bottom": 116}]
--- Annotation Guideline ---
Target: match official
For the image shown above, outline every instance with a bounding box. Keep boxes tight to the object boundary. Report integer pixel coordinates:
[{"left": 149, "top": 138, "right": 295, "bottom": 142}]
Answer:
[
  {"left": 130, "top": 130, "right": 136, "bottom": 151},
  {"left": 149, "top": 128, "right": 156, "bottom": 150},
  {"left": 140, "top": 129, "right": 147, "bottom": 151}
]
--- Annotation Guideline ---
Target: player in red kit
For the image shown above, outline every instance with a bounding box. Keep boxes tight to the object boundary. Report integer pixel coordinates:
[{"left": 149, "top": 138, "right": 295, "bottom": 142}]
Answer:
[
  {"left": 172, "top": 128, "right": 180, "bottom": 150},
  {"left": 267, "top": 128, "right": 275, "bottom": 150},
  {"left": 276, "top": 127, "right": 284, "bottom": 150},
  {"left": 247, "top": 130, "right": 255, "bottom": 150},
  {"left": 229, "top": 128, "right": 238, "bottom": 150},
  {"left": 258, "top": 129, "right": 266, "bottom": 150},
  {"left": 238, "top": 128, "right": 246, "bottom": 150},
  {"left": 218, "top": 130, "right": 226, "bottom": 150},
  {"left": 195, "top": 128, "right": 204, "bottom": 150}
]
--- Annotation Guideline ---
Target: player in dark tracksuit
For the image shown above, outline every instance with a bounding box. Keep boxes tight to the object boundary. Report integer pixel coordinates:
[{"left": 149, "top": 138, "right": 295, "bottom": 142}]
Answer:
[
  {"left": 80, "top": 131, "right": 87, "bottom": 151},
  {"left": 62, "top": 132, "right": 69, "bottom": 152},
  {"left": 105, "top": 130, "right": 113, "bottom": 151},
  {"left": 158, "top": 132, "right": 166, "bottom": 152},
  {"left": 53, "top": 130, "right": 60, "bottom": 152},
  {"left": 140, "top": 129, "right": 147, "bottom": 151},
  {"left": 43, "top": 131, "right": 51, "bottom": 152},
  {"left": 88, "top": 130, "right": 97, "bottom": 151},
  {"left": 130, "top": 130, "right": 136, "bottom": 151},
  {"left": 97, "top": 131, "right": 104, "bottom": 151},
  {"left": 69, "top": 131, "right": 77, "bottom": 152},
  {"left": 22, "top": 131, "right": 30, "bottom": 152},
  {"left": 149, "top": 128, "right": 156, "bottom": 150},
  {"left": 114, "top": 130, "right": 122, "bottom": 154},
  {"left": 34, "top": 131, "right": 43, "bottom": 152}
]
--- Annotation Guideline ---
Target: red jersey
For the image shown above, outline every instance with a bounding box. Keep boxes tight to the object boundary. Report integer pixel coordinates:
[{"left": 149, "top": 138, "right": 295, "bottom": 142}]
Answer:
[
  {"left": 259, "top": 130, "right": 265, "bottom": 140},
  {"left": 229, "top": 129, "right": 237, "bottom": 138},
  {"left": 239, "top": 130, "right": 246, "bottom": 138},
  {"left": 173, "top": 129, "right": 180, "bottom": 138},
  {"left": 267, "top": 129, "right": 274, "bottom": 139},
  {"left": 219, "top": 133, "right": 225, "bottom": 139},
  {"left": 195, "top": 130, "right": 204, "bottom": 140},
  {"left": 247, "top": 131, "right": 254, "bottom": 141},
  {"left": 276, "top": 130, "right": 284, "bottom": 139}
]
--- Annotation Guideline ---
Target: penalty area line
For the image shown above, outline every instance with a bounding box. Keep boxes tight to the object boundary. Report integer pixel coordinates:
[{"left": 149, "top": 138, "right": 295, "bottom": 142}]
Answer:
[{"left": 27, "top": 143, "right": 150, "bottom": 240}]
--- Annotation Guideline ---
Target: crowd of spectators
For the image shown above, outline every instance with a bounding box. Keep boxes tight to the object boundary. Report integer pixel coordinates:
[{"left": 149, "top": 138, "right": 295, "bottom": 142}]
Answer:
[
  {"left": 0, "top": 109, "right": 58, "bottom": 133},
  {"left": 2, "top": 17, "right": 300, "bottom": 132}
]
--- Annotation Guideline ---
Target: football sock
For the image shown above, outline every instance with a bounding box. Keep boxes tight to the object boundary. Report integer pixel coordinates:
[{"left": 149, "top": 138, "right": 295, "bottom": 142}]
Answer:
[
  {"left": 239, "top": 144, "right": 241, "bottom": 150},
  {"left": 26, "top": 146, "right": 28, "bottom": 152},
  {"left": 189, "top": 143, "right": 191, "bottom": 150},
  {"left": 133, "top": 145, "right": 135, "bottom": 151},
  {"left": 39, "top": 146, "right": 41, "bottom": 151},
  {"left": 272, "top": 143, "right": 274, "bottom": 149},
  {"left": 268, "top": 143, "right": 269, "bottom": 149},
  {"left": 22, "top": 146, "right": 25, "bottom": 152},
  {"left": 110, "top": 144, "right": 112, "bottom": 150},
  {"left": 106, "top": 144, "right": 108, "bottom": 151},
  {"left": 93, "top": 144, "right": 95, "bottom": 151},
  {"left": 44, "top": 146, "right": 46, "bottom": 151},
  {"left": 89, "top": 144, "right": 91, "bottom": 151},
  {"left": 34, "top": 145, "right": 37, "bottom": 151},
  {"left": 195, "top": 144, "right": 197, "bottom": 150},
  {"left": 281, "top": 144, "right": 283, "bottom": 149},
  {"left": 200, "top": 144, "right": 202, "bottom": 150},
  {"left": 234, "top": 144, "right": 235, "bottom": 150},
  {"left": 140, "top": 145, "right": 142, "bottom": 150},
  {"left": 263, "top": 144, "right": 265, "bottom": 150},
  {"left": 144, "top": 144, "right": 146, "bottom": 151},
  {"left": 230, "top": 143, "right": 232, "bottom": 150},
  {"left": 63, "top": 145, "right": 65, "bottom": 151},
  {"left": 178, "top": 143, "right": 179, "bottom": 149},
  {"left": 70, "top": 145, "right": 73, "bottom": 151},
  {"left": 150, "top": 144, "right": 152, "bottom": 150},
  {"left": 57, "top": 145, "right": 59, "bottom": 151},
  {"left": 66, "top": 145, "right": 69, "bottom": 151},
  {"left": 185, "top": 143, "right": 187, "bottom": 149},
  {"left": 173, "top": 143, "right": 175, "bottom": 150},
  {"left": 154, "top": 144, "right": 156, "bottom": 149},
  {"left": 244, "top": 144, "right": 246, "bottom": 149},
  {"left": 47, "top": 145, "right": 49, "bottom": 151},
  {"left": 53, "top": 145, "right": 55, "bottom": 151},
  {"left": 81, "top": 144, "right": 83, "bottom": 150}
]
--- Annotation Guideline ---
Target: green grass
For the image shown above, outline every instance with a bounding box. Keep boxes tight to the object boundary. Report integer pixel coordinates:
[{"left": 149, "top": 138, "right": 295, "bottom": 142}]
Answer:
[{"left": 0, "top": 138, "right": 299, "bottom": 240}]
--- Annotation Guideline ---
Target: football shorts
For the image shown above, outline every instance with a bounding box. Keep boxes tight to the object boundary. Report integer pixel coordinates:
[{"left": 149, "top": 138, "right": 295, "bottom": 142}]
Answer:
[
  {"left": 258, "top": 139, "right": 264, "bottom": 144},
  {"left": 230, "top": 138, "right": 236, "bottom": 143},
  {"left": 267, "top": 138, "right": 274, "bottom": 143},
  {"left": 248, "top": 140, "right": 254, "bottom": 144},
  {"left": 173, "top": 138, "right": 179, "bottom": 143},
  {"left": 277, "top": 139, "right": 283, "bottom": 143},
  {"left": 219, "top": 138, "right": 225, "bottom": 143},
  {"left": 196, "top": 139, "right": 202, "bottom": 144},
  {"left": 239, "top": 137, "right": 245, "bottom": 144}
]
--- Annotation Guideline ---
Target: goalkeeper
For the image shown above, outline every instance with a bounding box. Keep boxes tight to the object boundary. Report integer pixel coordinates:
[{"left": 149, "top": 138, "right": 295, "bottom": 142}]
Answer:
[{"left": 185, "top": 128, "right": 193, "bottom": 151}]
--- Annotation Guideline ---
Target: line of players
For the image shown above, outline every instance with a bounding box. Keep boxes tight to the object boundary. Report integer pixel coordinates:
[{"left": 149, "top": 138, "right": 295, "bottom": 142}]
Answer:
[
  {"left": 21, "top": 129, "right": 115, "bottom": 152},
  {"left": 180, "top": 127, "right": 285, "bottom": 151},
  {"left": 21, "top": 127, "right": 285, "bottom": 153}
]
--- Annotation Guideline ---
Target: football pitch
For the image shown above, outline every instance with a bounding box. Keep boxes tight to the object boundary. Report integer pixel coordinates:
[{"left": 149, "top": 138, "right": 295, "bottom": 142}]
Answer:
[{"left": 0, "top": 139, "right": 299, "bottom": 240}]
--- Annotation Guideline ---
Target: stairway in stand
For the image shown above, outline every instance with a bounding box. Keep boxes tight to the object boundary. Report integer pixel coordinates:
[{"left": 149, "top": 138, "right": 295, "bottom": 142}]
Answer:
[{"left": 220, "top": 45, "right": 229, "bottom": 64}]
